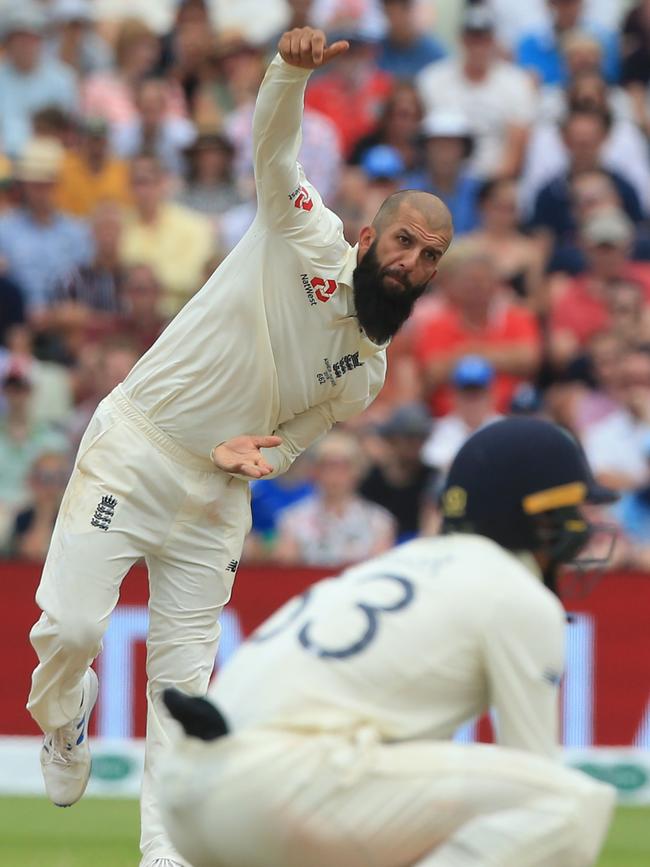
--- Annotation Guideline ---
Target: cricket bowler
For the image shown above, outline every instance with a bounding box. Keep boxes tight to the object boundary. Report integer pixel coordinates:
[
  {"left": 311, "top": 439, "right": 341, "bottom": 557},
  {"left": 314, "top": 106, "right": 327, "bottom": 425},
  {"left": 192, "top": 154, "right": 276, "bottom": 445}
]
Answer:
[
  {"left": 160, "top": 417, "right": 618, "bottom": 867},
  {"left": 26, "top": 26, "right": 453, "bottom": 867}
]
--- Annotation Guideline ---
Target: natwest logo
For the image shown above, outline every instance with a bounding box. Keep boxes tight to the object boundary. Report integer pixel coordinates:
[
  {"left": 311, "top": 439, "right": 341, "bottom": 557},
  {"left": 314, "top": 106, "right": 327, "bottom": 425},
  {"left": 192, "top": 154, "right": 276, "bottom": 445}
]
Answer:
[
  {"left": 289, "top": 184, "right": 313, "bottom": 212},
  {"left": 301, "top": 274, "right": 338, "bottom": 306}
]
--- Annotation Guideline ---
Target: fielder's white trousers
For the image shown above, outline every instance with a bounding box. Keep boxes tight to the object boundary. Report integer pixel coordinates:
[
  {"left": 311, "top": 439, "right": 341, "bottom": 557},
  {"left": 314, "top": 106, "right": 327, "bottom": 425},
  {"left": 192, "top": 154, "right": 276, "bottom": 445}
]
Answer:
[
  {"left": 27, "top": 387, "right": 250, "bottom": 867},
  {"left": 158, "top": 727, "right": 616, "bottom": 867}
]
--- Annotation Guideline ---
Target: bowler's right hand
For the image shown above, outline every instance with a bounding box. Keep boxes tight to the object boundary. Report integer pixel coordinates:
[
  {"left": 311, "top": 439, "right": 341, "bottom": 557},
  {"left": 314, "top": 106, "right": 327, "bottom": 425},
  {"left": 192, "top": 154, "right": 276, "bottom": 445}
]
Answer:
[
  {"left": 278, "top": 27, "right": 349, "bottom": 69},
  {"left": 210, "top": 435, "right": 283, "bottom": 479}
]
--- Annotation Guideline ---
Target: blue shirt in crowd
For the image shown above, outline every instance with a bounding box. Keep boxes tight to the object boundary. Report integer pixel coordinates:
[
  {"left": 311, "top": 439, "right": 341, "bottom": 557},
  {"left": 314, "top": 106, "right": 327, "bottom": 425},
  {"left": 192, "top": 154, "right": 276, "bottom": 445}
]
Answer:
[
  {"left": 408, "top": 171, "right": 481, "bottom": 236},
  {"left": 0, "top": 59, "right": 77, "bottom": 158},
  {"left": 516, "top": 23, "right": 620, "bottom": 85},
  {"left": 377, "top": 34, "right": 447, "bottom": 80},
  {"left": 0, "top": 209, "right": 93, "bottom": 310}
]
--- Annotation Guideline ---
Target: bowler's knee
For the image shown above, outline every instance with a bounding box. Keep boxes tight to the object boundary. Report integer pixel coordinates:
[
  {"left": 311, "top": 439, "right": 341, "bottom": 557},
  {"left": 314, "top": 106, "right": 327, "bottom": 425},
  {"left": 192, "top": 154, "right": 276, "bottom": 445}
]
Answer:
[
  {"left": 55, "top": 614, "right": 104, "bottom": 657},
  {"left": 569, "top": 777, "right": 617, "bottom": 864}
]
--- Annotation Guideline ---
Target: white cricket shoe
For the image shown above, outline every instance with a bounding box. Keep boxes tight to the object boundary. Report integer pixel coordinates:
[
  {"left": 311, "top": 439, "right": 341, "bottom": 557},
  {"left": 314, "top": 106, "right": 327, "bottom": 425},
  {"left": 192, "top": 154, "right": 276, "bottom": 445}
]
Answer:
[{"left": 40, "top": 668, "right": 99, "bottom": 807}]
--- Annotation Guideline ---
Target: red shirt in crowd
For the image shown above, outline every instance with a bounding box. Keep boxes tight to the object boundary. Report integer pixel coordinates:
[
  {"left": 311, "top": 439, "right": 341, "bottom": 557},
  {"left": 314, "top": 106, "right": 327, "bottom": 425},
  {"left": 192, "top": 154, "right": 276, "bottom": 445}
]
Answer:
[
  {"left": 413, "top": 296, "right": 542, "bottom": 416},
  {"left": 305, "top": 69, "right": 394, "bottom": 158},
  {"left": 550, "top": 263, "right": 650, "bottom": 348}
]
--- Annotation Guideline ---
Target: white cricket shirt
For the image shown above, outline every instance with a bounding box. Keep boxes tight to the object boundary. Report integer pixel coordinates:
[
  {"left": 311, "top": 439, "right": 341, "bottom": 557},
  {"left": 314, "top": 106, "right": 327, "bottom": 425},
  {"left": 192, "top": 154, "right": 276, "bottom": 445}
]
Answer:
[
  {"left": 120, "top": 56, "right": 387, "bottom": 474},
  {"left": 212, "top": 534, "right": 567, "bottom": 759}
]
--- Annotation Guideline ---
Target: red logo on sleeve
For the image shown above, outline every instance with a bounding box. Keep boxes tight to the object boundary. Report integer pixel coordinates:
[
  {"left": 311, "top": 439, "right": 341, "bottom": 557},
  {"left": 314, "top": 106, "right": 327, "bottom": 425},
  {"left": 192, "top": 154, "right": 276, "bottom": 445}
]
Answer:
[
  {"left": 293, "top": 185, "right": 313, "bottom": 212},
  {"left": 311, "top": 277, "right": 337, "bottom": 303}
]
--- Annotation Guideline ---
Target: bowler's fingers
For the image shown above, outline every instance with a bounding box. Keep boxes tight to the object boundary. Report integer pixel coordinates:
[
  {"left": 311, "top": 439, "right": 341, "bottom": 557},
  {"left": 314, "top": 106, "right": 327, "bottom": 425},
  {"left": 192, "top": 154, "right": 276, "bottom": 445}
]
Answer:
[
  {"left": 253, "top": 435, "right": 283, "bottom": 449},
  {"left": 322, "top": 40, "right": 349, "bottom": 62}
]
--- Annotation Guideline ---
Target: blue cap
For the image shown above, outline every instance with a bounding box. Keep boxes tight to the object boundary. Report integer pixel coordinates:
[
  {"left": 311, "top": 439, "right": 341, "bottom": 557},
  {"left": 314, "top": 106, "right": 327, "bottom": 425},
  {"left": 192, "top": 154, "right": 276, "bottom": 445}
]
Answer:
[
  {"left": 361, "top": 145, "right": 405, "bottom": 181},
  {"left": 452, "top": 355, "right": 495, "bottom": 389}
]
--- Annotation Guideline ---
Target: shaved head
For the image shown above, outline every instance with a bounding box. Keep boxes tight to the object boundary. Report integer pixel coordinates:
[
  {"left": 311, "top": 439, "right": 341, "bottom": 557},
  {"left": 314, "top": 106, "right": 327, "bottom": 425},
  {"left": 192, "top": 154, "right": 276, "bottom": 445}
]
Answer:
[{"left": 372, "top": 189, "right": 452, "bottom": 237}]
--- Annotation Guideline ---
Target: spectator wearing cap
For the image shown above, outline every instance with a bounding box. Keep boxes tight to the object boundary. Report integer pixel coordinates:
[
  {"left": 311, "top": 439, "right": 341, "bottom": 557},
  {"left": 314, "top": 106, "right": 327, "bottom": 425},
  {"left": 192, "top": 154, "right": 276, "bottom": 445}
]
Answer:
[
  {"left": 516, "top": 0, "right": 619, "bottom": 86},
  {"left": 413, "top": 242, "right": 542, "bottom": 417},
  {"left": 417, "top": 5, "right": 537, "bottom": 179},
  {"left": 420, "top": 355, "right": 502, "bottom": 475},
  {"left": 0, "top": 363, "right": 69, "bottom": 547},
  {"left": 112, "top": 77, "right": 196, "bottom": 176},
  {"left": 360, "top": 402, "right": 435, "bottom": 541},
  {"left": 46, "top": 0, "right": 113, "bottom": 77},
  {"left": 0, "top": 137, "right": 93, "bottom": 316},
  {"left": 0, "top": 1, "right": 78, "bottom": 158},
  {"left": 120, "top": 152, "right": 214, "bottom": 317},
  {"left": 55, "top": 117, "right": 132, "bottom": 217},
  {"left": 548, "top": 209, "right": 650, "bottom": 367},
  {"left": 348, "top": 82, "right": 424, "bottom": 174},
  {"left": 411, "top": 111, "right": 481, "bottom": 236},
  {"left": 303, "top": 23, "right": 394, "bottom": 158},
  {"left": 175, "top": 129, "right": 242, "bottom": 217},
  {"left": 273, "top": 430, "right": 396, "bottom": 568},
  {"left": 378, "top": 0, "right": 447, "bottom": 80},
  {"left": 359, "top": 144, "right": 406, "bottom": 224}
]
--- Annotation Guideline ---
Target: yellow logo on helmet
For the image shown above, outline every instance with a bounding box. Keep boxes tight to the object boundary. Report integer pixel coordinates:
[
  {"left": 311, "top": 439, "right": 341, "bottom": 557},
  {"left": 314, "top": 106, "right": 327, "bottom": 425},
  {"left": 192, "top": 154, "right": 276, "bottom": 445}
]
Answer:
[{"left": 443, "top": 486, "right": 467, "bottom": 518}]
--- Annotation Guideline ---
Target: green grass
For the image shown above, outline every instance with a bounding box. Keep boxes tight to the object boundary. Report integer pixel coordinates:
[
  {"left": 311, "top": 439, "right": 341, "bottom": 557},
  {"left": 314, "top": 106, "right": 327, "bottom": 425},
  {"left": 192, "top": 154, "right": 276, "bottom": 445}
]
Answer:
[{"left": 0, "top": 797, "right": 648, "bottom": 866}]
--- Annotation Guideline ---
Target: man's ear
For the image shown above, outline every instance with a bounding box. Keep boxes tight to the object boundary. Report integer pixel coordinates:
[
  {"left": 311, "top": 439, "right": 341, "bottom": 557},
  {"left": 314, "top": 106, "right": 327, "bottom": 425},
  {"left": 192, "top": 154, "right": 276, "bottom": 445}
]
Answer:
[{"left": 358, "top": 225, "right": 376, "bottom": 259}]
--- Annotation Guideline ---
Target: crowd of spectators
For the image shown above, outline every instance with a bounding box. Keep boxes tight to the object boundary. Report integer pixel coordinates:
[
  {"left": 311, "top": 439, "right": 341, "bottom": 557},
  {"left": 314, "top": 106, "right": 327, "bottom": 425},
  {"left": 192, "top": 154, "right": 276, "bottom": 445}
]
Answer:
[{"left": 1, "top": 0, "right": 649, "bottom": 574}]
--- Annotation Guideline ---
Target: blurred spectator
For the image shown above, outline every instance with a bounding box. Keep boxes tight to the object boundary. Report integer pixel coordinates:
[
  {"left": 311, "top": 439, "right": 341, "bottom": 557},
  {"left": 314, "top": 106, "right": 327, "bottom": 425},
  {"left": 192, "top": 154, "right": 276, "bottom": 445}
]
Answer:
[
  {"left": 358, "top": 145, "right": 406, "bottom": 223},
  {"left": 304, "top": 24, "right": 393, "bottom": 158},
  {"left": 46, "top": 0, "right": 113, "bottom": 77},
  {"left": 582, "top": 346, "right": 650, "bottom": 490},
  {"left": 112, "top": 76, "right": 196, "bottom": 176},
  {"left": 348, "top": 81, "right": 424, "bottom": 174},
  {"left": 112, "top": 264, "right": 166, "bottom": 354},
  {"left": 0, "top": 276, "right": 26, "bottom": 346},
  {"left": 560, "top": 331, "right": 627, "bottom": 434},
  {"left": 412, "top": 111, "right": 480, "bottom": 236},
  {"left": 175, "top": 129, "right": 242, "bottom": 216},
  {"left": 0, "top": 363, "right": 69, "bottom": 545},
  {"left": 119, "top": 153, "right": 214, "bottom": 317},
  {"left": 55, "top": 117, "right": 132, "bottom": 216},
  {"left": 273, "top": 431, "right": 396, "bottom": 567},
  {"left": 360, "top": 402, "right": 434, "bottom": 541},
  {"left": 41, "top": 202, "right": 127, "bottom": 361},
  {"left": 9, "top": 450, "right": 70, "bottom": 560},
  {"left": 377, "top": 0, "right": 447, "bottom": 80},
  {"left": 66, "top": 338, "right": 139, "bottom": 452},
  {"left": 0, "top": 2, "right": 78, "bottom": 158},
  {"left": 421, "top": 355, "right": 502, "bottom": 474},
  {"left": 516, "top": 0, "right": 619, "bottom": 85},
  {"left": 529, "top": 108, "right": 644, "bottom": 263},
  {"left": 417, "top": 5, "right": 537, "bottom": 179},
  {"left": 31, "top": 105, "right": 77, "bottom": 150},
  {"left": 621, "top": 0, "right": 650, "bottom": 89},
  {"left": 165, "top": 16, "right": 218, "bottom": 124},
  {"left": 509, "top": 381, "right": 547, "bottom": 416},
  {"left": 245, "top": 451, "right": 316, "bottom": 561},
  {"left": 0, "top": 137, "right": 92, "bottom": 317},
  {"left": 81, "top": 17, "right": 171, "bottom": 129},
  {"left": 465, "top": 178, "right": 547, "bottom": 311},
  {"left": 548, "top": 210, "right": 650, "bottom": 366},
  {"left": 610, "top": 433, "right": 650, "bottom": 569},
  {"left": 0, "top": 154, "right": 15, "bottom": 214},
  {"left": 413, "top": 244, "right": 542, "bottom": 416},
  {"left": 524, "top": 64, "right": 650, "bottom": 215},
  {"left": 159, "top": 0, "right": 211, "bottom": 73},
  {"left": 0, "top": 324, "right": 73, "bottom": 428}
]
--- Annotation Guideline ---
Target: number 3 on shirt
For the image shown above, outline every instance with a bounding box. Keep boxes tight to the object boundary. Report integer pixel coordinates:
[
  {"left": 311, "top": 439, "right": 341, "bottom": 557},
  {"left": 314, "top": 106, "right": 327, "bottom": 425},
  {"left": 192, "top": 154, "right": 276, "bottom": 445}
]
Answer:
[{"left": 252, "top": 574, "right": 415, "bottom": 659}]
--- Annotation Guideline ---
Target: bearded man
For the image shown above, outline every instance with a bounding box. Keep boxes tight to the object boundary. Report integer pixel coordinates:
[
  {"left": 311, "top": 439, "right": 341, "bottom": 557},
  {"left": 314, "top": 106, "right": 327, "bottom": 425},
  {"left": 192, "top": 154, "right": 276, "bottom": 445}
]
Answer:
[{"left": 26, "top": 26, "right": 453, "bottom": 867}]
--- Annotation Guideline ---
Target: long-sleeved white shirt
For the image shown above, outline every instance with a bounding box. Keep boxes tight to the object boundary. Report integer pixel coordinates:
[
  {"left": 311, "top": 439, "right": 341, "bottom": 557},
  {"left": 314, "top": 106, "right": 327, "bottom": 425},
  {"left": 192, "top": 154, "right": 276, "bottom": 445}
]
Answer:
[
  {"left": 213, "top": 534, "right": 567, "bottom": 759},
  {"left": 120, "top": 56, "right": 387, "bottom": 476}
]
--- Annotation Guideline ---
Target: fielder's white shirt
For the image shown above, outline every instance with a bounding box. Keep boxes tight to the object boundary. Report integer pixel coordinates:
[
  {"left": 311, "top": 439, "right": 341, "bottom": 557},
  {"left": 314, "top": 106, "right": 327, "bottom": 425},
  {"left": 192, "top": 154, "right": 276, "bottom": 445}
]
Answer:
[
  {"left": 212, "top": 535, "right": 566, "bottom": 759},
  {"left": 120, "top": 56, "right": 387, "bottom": 475}
]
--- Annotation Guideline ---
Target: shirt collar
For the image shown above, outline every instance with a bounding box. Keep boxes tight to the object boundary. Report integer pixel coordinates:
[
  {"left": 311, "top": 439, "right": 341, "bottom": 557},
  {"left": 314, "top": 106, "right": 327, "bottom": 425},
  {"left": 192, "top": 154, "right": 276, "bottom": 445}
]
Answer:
[{"left": 335, "top": 243, "right": 390, "bottom": 359}]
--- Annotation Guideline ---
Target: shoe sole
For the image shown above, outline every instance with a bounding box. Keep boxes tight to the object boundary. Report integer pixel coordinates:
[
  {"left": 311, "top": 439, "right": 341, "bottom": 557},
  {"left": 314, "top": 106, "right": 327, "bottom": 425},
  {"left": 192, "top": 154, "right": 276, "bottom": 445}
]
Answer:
[{"left": 54, "top": 668, "right": 99, "bottom": 808}]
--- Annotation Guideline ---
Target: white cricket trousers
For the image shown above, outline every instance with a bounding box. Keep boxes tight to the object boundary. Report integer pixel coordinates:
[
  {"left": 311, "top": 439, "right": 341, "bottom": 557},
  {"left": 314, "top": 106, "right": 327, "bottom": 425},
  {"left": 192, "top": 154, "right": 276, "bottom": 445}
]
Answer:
[
  {"left": 27, "top": 386, "right": 250, "bottom": 867},
  {"left": 158, "top": 727, "right": 616, "bottom": 867}
]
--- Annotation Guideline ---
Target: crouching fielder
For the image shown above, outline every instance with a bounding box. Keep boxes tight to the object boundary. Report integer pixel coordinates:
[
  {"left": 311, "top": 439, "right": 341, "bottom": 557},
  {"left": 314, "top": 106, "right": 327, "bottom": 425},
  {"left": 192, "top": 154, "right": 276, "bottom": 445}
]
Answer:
[{"left": 160, "top": 418, "right": 617, "bottom": 867}]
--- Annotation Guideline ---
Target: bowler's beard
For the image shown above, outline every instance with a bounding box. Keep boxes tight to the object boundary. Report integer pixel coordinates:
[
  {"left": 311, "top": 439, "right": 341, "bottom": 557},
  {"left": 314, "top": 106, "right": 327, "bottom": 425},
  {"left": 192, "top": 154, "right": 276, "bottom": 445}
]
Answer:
[{"left": 353, "top": 241, "right": 428, "bottom": 344}]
